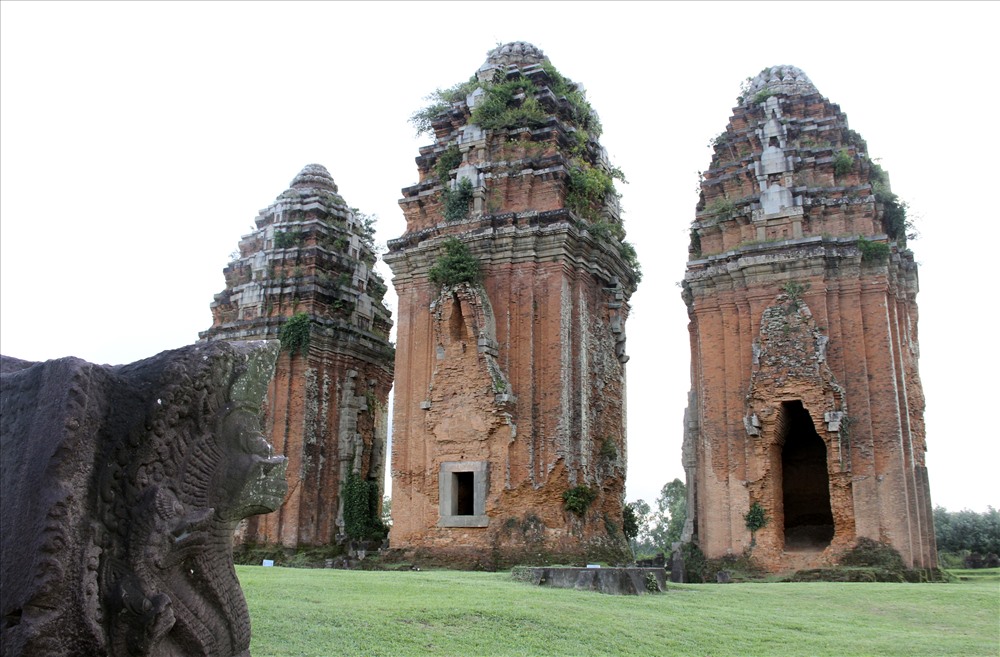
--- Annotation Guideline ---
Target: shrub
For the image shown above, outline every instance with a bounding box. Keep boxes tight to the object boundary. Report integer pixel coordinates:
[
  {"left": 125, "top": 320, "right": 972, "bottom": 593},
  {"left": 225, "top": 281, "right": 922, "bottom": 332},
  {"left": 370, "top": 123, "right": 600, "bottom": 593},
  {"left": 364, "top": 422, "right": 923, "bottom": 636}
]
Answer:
[
  {"left": 744, "top": 501, "right": 770, "bottom": 545},
  {"left": 471, "top": 77, "right": 548, "bottom": 131},
  {"left": 689, "top": 228, "right": 702, "bottom": 258},
  {"left": 443, "top": 177, "right": 474, "bottom": 222},
  {"left": 408, "top": 75, "right": 480, "bottom": 137},
  {"left": 428, "top": 238, "right": 481, "bottom": 288},
  {"left": 599, "top": 437, "right": 617, "bottom": 461},
  {"left": 435, "top": 144, "right": 462, "bottom": 181},
  {"left": 566, "top": 165, "right": 617, "bottom": 221},
  {"left": 752, "top": 89, "right": 776, "bottom": 104},
  {"left": 839, "top": 537, "right": 906, "bottom": 572},
  {"left": 563, "top": 485, "right": 597, "bottom": 517},
  {"left": 858, "top": 236, "right": 890, "bottom": 262},
  {"left": 706, "top": 197, "right": 735, "bottom": 218},
  {"left": 964, "top": 552, "right": 1000, "bottom": 569},
  {"left": 618, "top": 241, "right": 642, "bottom": 284},
  {"left": 705, "top": 551, "right": 764, "bottom": 581},
  {"left": 273, "top": 230, "right": 300, "bottom": 249},
  {"left": 679, "top": 541, "right": 708, "bottom": 582},
  {"left": 622, "top": 504, "right": 639, "bottom": 542},
  {"left": 279, "top": 312, "right": 311, "bottom": 355},
  {"left": 833, "top": 149, "right": 853, "bottom": 178},
  {"left": 342, "top": 471, "right": 387, "bottom": 541}
]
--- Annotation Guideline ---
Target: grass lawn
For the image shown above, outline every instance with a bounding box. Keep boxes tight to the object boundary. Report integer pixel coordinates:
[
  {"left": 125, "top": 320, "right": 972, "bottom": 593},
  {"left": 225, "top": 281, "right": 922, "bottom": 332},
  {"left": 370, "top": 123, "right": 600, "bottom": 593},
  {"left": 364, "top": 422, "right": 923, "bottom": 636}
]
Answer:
[{"left": 238, "top": 566, "right": 999, "bottom": 657}]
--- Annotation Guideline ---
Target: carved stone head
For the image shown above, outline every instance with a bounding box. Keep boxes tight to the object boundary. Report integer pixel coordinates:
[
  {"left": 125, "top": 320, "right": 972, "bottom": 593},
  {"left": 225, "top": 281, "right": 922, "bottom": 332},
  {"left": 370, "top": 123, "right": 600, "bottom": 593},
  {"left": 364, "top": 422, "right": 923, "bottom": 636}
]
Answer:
[{"left": 1, "top": 340, "right": 286, "bottom": 657}]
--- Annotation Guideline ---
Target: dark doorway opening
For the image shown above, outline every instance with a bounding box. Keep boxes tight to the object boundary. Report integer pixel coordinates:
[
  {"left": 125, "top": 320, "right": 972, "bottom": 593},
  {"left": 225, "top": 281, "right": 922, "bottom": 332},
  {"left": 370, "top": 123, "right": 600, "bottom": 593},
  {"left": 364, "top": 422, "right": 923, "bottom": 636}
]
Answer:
[
  {"left": 780, "top": 401, "right": 834, "bottom": 550},
  {"left": 454, "top": 471, "right": 475, "bottom": 516}
]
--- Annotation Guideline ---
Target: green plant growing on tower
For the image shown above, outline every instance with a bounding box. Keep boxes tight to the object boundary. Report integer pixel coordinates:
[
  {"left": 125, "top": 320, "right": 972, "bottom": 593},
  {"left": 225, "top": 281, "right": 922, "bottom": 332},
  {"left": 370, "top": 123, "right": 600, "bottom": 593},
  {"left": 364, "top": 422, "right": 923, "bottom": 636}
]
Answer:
[
  {"left": 279, "top": 312, "right": 311, "bottom": 356},
  {"left": 566, "top": 165, "right": 621, "bottom": 222},
  {"left": 428, "top": 237, "right": 481, "bottom": 288},
  {"left": 443, "top": 177, "right": 474, "bottom": 222},
  {"left": 342, "top": 470, "right": 387, "bottom": 541},
  {"left": 706, "top": 198, "right": 735, "bottom": 219},
  {"left": 753, "top": 89, "right": 776, "bottom": 104},
  {"left": 858, "top": 236, "right": 890, "bottom": 262},
  {"left": 563, "top": 485, "right": 597, "bottom": 517},
  {"left": 435, "top": 144, "right": 462, "bottom": 182},
  {"left": 833, "top": 149, "right": 853, "bottom": 178},
  {"left": 782, "top": 280, "right": 811, "bottom": 315},
  {"left": 744, "top": 501, "right": 770, "bottom": 547}
]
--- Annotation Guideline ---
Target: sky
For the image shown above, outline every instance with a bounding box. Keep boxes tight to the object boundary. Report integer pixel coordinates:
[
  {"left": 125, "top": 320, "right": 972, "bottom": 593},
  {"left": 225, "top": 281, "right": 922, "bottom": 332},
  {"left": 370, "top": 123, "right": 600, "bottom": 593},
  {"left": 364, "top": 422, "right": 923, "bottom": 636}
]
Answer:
[{"left": 2, "top": 1, "right": 997, "bottom": 513}]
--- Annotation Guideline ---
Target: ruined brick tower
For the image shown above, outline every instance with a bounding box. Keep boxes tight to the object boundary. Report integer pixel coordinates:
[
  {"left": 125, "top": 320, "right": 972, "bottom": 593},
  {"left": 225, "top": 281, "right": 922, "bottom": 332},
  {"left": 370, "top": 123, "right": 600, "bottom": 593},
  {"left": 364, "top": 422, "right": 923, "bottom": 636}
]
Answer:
[
  {"left": 682, "top": 66, "right": 935, "bottom": 571},
  {"left": 384, "top": 43, "right": 640, "bottom": 567},
  {"left": 201, "top": 164, "right": 394, "bottom": 548}
]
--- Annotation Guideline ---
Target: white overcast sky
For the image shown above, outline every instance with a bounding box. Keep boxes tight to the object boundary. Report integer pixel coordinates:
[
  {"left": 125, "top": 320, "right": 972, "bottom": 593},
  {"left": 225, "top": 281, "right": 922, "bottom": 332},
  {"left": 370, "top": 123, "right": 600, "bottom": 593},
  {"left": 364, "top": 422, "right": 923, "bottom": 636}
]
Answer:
[{"left": 2, "top": 1, "right": 997, "bottom": 513}]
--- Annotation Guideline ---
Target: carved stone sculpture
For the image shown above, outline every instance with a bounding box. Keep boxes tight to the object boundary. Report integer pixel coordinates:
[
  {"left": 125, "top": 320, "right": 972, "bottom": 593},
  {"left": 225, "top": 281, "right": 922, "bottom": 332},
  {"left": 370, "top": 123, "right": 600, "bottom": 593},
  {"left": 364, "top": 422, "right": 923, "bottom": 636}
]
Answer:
[{"left": 1, "top": 341, "right": 287, "bottom": 656}]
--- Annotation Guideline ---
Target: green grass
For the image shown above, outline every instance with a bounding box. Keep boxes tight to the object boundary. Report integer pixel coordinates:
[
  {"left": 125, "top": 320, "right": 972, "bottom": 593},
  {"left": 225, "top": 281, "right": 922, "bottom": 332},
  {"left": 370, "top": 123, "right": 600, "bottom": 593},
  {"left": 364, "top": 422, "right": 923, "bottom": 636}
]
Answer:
[
  {"left": 950, "top": 567, "right": 1000, "bottom": 582},
  {"left": 238, "top": 567, "right": 999, "bottom": 657}
]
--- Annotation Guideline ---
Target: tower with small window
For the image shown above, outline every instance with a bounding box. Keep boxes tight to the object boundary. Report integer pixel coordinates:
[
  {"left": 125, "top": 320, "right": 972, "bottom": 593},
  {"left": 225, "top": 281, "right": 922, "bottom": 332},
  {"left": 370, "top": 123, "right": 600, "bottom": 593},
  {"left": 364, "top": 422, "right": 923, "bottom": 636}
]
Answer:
[{"left": 385, "top": 43, "right": 639, "bottom": 566}]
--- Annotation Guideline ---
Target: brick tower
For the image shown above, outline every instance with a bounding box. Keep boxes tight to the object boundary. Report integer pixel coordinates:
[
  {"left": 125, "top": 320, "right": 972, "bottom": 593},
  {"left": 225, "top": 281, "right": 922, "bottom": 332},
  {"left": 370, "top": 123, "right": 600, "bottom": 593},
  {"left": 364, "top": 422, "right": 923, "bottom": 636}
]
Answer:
[
  {"left": 201, "top": 164, "right": 394, "bottom": 548},
  {"left": 384, "top": 43, "right": 640, "bottom": 567},
  {"left": 682, "top": 66, "right": 935, "bottom": 571}
]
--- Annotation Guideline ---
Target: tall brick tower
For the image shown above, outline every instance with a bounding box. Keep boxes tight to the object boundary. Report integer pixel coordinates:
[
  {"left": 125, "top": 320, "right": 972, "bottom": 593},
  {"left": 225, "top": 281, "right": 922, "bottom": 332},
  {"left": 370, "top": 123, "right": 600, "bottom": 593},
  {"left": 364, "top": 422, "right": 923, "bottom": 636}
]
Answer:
[
  {"left": 201, "top": 164, "right": 394, "bottom": 548},
  {"left": 682, "top": 66, "right": 935, "bottom": 571},
  {"left": 384, "top": 43, "right": 640, "bottom": 567}
]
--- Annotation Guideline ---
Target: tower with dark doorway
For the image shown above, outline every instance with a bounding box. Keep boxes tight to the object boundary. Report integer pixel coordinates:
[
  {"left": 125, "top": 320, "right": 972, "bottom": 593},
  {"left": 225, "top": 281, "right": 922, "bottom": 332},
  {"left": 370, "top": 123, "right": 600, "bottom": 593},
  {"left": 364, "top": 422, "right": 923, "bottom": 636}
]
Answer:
[
  {"left": 681, "top": 66, "right": 935, "bottom": 571},
  {"left": 384, "top": 42, "right": 639, "bottom": 567}
]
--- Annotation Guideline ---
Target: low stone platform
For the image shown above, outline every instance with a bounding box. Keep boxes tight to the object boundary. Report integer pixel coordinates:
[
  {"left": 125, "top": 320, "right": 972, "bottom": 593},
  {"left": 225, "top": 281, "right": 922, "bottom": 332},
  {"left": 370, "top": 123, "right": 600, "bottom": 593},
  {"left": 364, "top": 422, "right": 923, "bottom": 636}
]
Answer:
[{"left": 518, "top": 567, "right": 666, "bottom": 595}]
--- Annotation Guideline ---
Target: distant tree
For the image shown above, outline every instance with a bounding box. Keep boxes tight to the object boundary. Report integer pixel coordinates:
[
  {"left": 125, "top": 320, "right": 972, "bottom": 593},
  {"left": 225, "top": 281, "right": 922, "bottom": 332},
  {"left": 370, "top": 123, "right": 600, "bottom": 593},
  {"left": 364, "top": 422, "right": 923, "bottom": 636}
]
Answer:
[
  {"left": 651, "top": 479, "right": 687, "bottom": 548},
  {"left": 626, "top": 499, "right": 655, "bottom": 555},
  {"left": 934, "top": 506, "right": 1000, "bottom": 555},
  {"left": 382, "top": 495, "right": 393, "bottom": 528},
  {"left": 628, "top": 479, "right": 687, "bottom": 556}
]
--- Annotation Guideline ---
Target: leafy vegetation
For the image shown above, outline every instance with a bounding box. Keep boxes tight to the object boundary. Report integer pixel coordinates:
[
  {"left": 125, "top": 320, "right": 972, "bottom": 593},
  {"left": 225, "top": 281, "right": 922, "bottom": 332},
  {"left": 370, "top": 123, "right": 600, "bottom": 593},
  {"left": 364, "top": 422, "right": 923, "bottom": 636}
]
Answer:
[
  {"left": 342, "top": 470, "right": 387, "bottom": 541},
  {"left": 678, "top": 541, "right": 708, "bottom": 583},
  {"left": 858, "top": 236, "right": 890, "bottom": 262},
  {"left": 427, "top": 237, "right": 481, "bottom": 288},
  {"left": 409, "top": 59, "right": 636, "bottom": 283},
  {"left": 706, "top": 197, "right": 735, "bottom": 219},
  {"left": 408, "top": 76, "right": 480, "bottom": 137},
  {"left": 617, "top": 240, "right": 642, "bottom": 284},
  {"left": 470, "top": 76, "right": 548, "bottom": 131},
  {"left": 352, "top": 208, "right": 378, "bottom": 253},
  {"left": 689, "top": 227, "right": 702, "bottom": 258},
  {"left": 563, "top": 485, "right": 597, "bottom": 517},
  {"left": 833, "top": 149, "right": 853, "bottom": 178},
  {"left": 434, "top": 144, "right": 462, "bottom": 181},
  {"left": 273, "top": 230, "right": 301, "bottom": 249},
  {"left": 622, "top": 503, "right": 640, "bottom": 542},
  {"left": 744, "top": 501, "right": 769, "bottom": 546},
  {"left": 839, "top": 537, "right": 906, "bottom": 571},
  {"left": 869, "top": 161, "right": 913, "bottom": 244},
  {"left": 443, "top": 176, "right": 474, "bottom": 222},
  {"left": 628, "top": 479, "right": 686, "bottom": 557},
  {"left": 935, "top": 506, "right": 1000, "bottom": 568},
  {"left": 566, "top": 164, "right": 625, "bottom": 222},
  {"left": 278, "top": 311, "right": 311, "bottom": 355}
]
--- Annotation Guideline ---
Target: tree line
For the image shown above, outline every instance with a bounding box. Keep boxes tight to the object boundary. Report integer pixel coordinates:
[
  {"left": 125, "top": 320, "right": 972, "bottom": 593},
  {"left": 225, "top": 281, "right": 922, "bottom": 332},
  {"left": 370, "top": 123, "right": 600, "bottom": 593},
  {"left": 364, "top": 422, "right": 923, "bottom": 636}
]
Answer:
[{"left": 933, "top": 505, "right": 1000, "bottom": 568}]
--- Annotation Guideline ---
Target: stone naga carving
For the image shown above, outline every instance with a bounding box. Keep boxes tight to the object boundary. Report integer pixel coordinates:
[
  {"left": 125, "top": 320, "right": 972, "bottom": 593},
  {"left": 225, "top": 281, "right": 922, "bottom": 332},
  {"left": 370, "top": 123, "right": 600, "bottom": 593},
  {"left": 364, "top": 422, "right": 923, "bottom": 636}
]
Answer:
[{"left": 1, "top": 341, "right": 287, "bottom": 657}]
